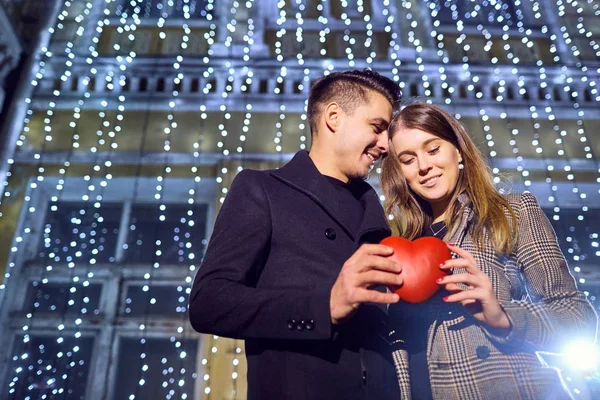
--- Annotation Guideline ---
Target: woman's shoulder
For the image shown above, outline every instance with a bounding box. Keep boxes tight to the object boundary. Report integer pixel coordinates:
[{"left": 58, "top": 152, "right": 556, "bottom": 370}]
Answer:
[
  {"left": 501, "top": 191, "right": 539, "bottom": 205},
  {"left": 499, "top": 191, "right": 543, "bottom": 217}
]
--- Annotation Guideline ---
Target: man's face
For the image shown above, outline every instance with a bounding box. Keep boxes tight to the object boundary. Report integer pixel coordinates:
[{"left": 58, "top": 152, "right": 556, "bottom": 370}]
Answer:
[{"left": 335, "top": 91, "right": 393, "bottom": 181}]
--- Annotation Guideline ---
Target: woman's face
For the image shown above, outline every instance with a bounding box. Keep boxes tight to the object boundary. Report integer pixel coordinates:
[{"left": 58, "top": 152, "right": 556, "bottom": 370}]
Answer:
[{"left": 391, "top": 127, "right": 462, "bottom": 215}]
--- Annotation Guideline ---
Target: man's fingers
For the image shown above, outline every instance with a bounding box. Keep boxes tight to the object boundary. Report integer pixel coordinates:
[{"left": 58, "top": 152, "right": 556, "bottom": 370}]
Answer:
[
  {"left": 359, "top": 255, "right": 402, "bottom": 273},
  {"left": 359, "top": 270, "right": 403, "bottom": 287},
  {"left": 357, "top": 243, "right": 395, "bottom": 257},
  {"left": 355, "top": 288, "right": 400, "bottom": 304}
]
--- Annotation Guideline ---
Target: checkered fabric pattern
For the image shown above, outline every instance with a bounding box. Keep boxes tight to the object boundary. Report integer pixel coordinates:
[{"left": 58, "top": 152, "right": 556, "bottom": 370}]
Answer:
[{"left": 390, "top": 192, "right": 597, "bottom": 399}]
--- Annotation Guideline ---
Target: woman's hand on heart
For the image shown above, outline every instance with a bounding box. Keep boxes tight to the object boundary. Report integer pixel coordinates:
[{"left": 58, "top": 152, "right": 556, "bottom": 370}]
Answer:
[{"left": 436, "top": 243, "right": 511, "bottom": 332}]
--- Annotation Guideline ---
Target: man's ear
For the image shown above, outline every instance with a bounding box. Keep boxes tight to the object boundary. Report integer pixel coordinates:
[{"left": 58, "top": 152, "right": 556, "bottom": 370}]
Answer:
[{"left": 324, "top": 102, "right": 342, "bottom": 133}]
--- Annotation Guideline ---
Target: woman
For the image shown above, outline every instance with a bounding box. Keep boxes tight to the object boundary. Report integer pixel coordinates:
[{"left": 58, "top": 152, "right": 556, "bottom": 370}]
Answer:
[{"left": 380, "top": 102, "right": 597, "bottom": 400}]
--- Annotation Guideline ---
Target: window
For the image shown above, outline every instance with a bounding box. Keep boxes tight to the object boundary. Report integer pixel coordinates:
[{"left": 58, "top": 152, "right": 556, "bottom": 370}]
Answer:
[
  {"left": 123, "top": 203, "right": 208, "bottom": 265},
  {"left": 122, "top": 284, "right": 188, "bottom": 316},
  {"left": 34, "top": 201, "right": 208, "bottom": 266},
  {"left": 7, "top": 335, "right": 94, "bottom": 399},
  {"left": 114, "top": 337, "right": 198, "bottom": 398},
  {"left": 23, "top": 282, "right": 102, "bottom": 315},
  {"left": 36, "top": 202, "right": 122, "bottom": 265}
]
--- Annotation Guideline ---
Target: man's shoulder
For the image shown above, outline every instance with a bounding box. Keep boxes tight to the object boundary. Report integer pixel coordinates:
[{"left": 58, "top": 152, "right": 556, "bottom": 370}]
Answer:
[{"left": 233, "top": 168, "right": 279, "bottom": 184}]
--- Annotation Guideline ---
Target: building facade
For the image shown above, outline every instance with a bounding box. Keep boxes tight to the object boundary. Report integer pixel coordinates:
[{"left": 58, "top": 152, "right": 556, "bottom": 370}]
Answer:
[{"left": 0, "top": 0, "right": 598, "bottom": 399}]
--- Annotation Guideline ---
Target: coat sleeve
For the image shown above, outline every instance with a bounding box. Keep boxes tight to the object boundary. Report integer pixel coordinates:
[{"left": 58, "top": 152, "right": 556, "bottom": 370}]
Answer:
[
  {"left": 188, "top": 169, "right": 334, "bottom": 340},
  {"left": 485, "top": 192, "right": 597, "bottom": 352}
]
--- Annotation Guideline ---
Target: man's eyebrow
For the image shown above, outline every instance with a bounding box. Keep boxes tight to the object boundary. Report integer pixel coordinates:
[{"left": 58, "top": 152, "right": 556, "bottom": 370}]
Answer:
[{"left": 368, "top": 117, "right": 390, "bottom": 126}]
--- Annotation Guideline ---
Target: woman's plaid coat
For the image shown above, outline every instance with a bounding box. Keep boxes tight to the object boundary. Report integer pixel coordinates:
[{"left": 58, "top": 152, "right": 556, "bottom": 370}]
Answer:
[{"left": 390, "top": 192, "right": 597, "bottom": 399}]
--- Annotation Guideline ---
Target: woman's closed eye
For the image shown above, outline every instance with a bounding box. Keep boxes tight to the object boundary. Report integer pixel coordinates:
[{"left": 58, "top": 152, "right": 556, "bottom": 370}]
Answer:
[{"left": 427, "top": 146, "right": 440, "bottom": 155}]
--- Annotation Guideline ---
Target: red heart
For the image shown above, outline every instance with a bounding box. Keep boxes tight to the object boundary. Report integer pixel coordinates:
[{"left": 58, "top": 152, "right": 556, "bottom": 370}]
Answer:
[{"left": 380, "top": 236, "right": 451, "bottom": 304}]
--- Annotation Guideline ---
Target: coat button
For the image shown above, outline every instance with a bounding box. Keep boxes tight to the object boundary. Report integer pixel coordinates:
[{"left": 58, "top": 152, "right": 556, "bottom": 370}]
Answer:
[
  {"left": 306, "top": 319, "right": 315, "bottom": 331},
  {"left": 287, "top": 319, "right": 296, "bottom": 330},
  {"left": 324, "top": 228, "right": 336, "bottom": 240},
  {"left": 476, "top": 345, "right": 490, "bottom": 359},
  {"left": 296, "top": 320, "right": 305, "bottom": 331},
  {"left": 362, "top": 370, "right": 367, "bottom": 385}
]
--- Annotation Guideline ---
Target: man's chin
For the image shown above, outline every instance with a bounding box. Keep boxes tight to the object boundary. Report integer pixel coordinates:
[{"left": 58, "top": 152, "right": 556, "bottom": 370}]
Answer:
[{"left": 354, "top": 170, "right": 371, "bottom": 181}]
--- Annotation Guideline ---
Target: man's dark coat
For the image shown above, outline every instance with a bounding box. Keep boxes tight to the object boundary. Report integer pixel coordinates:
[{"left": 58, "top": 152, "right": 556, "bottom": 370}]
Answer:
[{"left": 189, "top": 151, "right": 400, "bottom": 400}]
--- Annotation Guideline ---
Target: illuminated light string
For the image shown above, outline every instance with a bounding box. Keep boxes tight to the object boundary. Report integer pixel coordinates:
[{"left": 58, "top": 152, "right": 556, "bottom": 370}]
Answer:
[
  {"left": 134, "top": 1, "right": 184, "bottom": 398},
  {"left": 560, "top": 0, "right": 600, "bottom": 59},
  {"left": 370, "top": 0, "right": 403, "bottom": 204},
  {"left": 458, "top": 1, "right": 592, "bottom": 287},
  {"left": 425, "top": 0, "right": 462, "bottom": 107},
  {"left": 362, "top": 1, "right": 377, "bottom": 67},
  {"left": 9, "top": 0, "right": 86, "bottom": 212},
  {"left": 271, "top": 1, "right": 289, "bottom": 155},
  {"left": 532, "top": 1, "right": 600, "bottom": 377},
  {"left": 317, "top": 0, "right": 330, "bottom": 59},
  {"left": 201, "top": 2, "right": 254, "bottom": 394},
  {"left": 121, "top": 2, "right": 205, "bottom": 396},
  {"left": 216, "top": 0, "right": 256, "bottom": 390},
  {"left": 350, "top": 0, "right": 395, "bottom": 193},
  {"left": 3, "top": 0, "right": 600, "bottom": 397},
  {"left": 168, "top": 1, "right": 218, "bottom": 397},
  {"left": 339, "top": 0, "right": 358, "bottom": 68},
  {"left": 307, "top": 0, "right": 336, "bottom": 153},
  {"left": 428, "top": 1, "right": 539, "bottom": 196},
  {"left": 426, "top": 1, "right": 503, "bottom": 185},
  {"left": 6, "top": 1, "right": 133, "bottom": 395},
  {"left": 11, "top": 0, "right": 180, "bottom": 396},
  {"left": 183, "top": 1, "right": 218, "bottom": 397},
  {"left": 469, "top": 5, "right": 568, "bottom": 210},
  {"left": 11, "top": 0, "right": 78, "bottom": 152},
  {"left": 128, "top": 1, "right": 217, "bottom": 398},
  {"left": 273, "top": 0, "right": 287, "bottom": 64},
  {"left": 504, "top": 1, "right": 596, "bottom": 237},
  {"left": 5, "top": 0, "right": 95, "bottom": 372},
  {"left": 204, "top": 0, "right": 246, "bottom": 397},
  {"left": 215, "top": 0, "right": 243, "bottom": 207},
  {"left": 380, "top": 0, "right": 403, "bottom": 84},
  {"left": 421, "top": 2, "right": 596, "bottom": 344},
  {"left": 291, "top": 1, "right": 310, "bottom": 152},
  {"left": 0, "top": 2, "right": 96, "bottom": 290},
  {"left": 400, "top": 0, "right": 433, "bottom": 104},
  {"left": 530, "top": 0, "right": 600, "bottom": 273},
  {"left": 284, "top": 1, "right": 324, "bottom": 153},
  {"left": 543, "top": 0, "right": 600, "bottom": 171},
  {"left": 540, "top": 5, "right": 600, "bottom": 263},
  {"left": 425, "top": 0, "right": 596, "bottom": 280}
]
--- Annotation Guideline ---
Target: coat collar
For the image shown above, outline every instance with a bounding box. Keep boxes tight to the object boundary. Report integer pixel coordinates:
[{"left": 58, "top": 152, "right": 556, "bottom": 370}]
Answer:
[{"left": 271, "top": 151, "right": 391, "bottom": 242}]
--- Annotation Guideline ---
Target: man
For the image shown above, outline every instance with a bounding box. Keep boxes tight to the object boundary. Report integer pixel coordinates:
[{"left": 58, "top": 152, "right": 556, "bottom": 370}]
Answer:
[{"left": 189, "top": 70, "right": 403, "bottom": 399}]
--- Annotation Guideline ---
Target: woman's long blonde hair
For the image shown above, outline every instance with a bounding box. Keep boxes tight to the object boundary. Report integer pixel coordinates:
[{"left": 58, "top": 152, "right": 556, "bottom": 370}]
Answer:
[{"left": 381, "top": 102, "right": 517, "bottom": 254}]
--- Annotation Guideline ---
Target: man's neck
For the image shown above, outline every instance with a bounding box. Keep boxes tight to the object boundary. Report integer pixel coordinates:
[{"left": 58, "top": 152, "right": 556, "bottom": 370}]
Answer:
[{"left": 308, "top": 147, "right": 349, "bottom": 183}]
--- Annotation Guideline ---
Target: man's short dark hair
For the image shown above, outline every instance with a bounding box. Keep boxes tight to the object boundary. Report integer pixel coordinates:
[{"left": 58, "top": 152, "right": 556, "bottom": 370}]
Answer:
[{"left": 307, "top": 69, "right": 402, "bottom": 135}]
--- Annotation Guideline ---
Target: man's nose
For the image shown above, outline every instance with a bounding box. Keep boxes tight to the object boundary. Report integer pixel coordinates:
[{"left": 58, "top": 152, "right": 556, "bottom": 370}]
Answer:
[{"left": 377, "top": 131, "right": 389, "bottom": 154}]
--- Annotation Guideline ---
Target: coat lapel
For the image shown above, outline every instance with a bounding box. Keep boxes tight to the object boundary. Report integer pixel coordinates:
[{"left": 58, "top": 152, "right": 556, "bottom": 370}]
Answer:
[
  {"left": 355, "top": 184, "right": 392, "bottom": 244},
  {"left": 271, "top": 151, "right": 390, "bottom": 242},
  {"left": 427, "top": 193, "right": 476, "bottom": 359}
]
